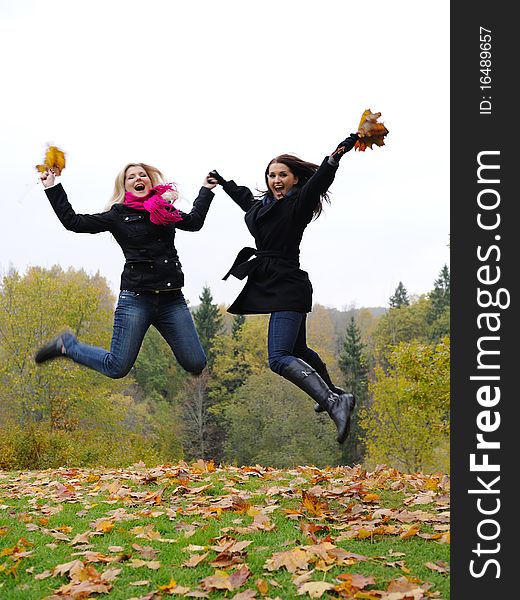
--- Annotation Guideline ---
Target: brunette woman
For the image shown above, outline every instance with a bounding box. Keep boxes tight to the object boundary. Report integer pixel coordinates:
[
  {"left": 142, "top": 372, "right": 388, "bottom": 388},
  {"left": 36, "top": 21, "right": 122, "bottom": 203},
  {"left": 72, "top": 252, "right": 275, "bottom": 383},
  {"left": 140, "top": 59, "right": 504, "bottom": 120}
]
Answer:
[
  {"left": 35, "top": 163, "right": 216, "bottom": 378},
  {"left": 208, "top": 133, "right": 358, "bottom": 443}
]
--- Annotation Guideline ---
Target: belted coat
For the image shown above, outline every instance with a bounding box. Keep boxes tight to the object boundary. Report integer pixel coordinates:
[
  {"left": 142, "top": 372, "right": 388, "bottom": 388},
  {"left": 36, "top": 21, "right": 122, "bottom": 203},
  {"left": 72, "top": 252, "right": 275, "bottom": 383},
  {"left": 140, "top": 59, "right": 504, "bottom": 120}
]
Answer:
[
  {"left": 44, "top": 183, "right": 214, "bottom": 292},
  {"left": 222, "top": 157, "right": 339, "bottom": 314}
]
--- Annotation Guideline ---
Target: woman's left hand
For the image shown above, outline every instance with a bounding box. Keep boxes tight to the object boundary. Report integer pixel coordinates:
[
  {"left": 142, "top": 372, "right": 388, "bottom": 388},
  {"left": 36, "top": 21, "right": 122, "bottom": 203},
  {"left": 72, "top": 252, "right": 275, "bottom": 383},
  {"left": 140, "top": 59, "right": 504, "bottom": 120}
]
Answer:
[
  {"left": 331, "top": 133, "right": 359, "bottom": 161},
  {"left": 203, "top": 173, "right": 218, "bottom": 189}
]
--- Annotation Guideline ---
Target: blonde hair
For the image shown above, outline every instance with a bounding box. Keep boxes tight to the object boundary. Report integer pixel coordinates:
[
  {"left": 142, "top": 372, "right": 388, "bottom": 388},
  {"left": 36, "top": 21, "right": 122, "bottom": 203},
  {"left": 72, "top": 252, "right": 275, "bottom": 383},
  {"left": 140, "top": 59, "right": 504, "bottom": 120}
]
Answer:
[{"left": 104, "top": 163, "right": 166, "bottom": 211}]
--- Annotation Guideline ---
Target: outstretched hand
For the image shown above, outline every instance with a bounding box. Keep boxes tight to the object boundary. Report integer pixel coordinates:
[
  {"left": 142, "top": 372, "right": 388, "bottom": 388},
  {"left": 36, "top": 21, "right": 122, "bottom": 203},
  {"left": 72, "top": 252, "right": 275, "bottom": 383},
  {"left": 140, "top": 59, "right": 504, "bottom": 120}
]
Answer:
[
  {"left": 331, "top": 133, "right": 359, "bottom": 161},
  {"left": 39, "top": 168, "right": 56, "bottom": 188},
  {"left": 208, "top": 170, "right": 227, "bottom": 185},
  {"left": 203, "top": 170, "right": 227, "bottom": 189}
]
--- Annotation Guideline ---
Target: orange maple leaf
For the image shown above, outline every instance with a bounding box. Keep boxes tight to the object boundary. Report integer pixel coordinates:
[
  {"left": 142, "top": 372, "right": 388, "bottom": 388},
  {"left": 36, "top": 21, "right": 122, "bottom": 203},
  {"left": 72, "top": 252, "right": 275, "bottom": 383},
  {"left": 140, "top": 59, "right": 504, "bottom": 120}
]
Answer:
[
  {"left": 355, "top": 109, "right": 389, "bottom": 151},
  {"left": 35, "top": 145, "right": 66, "bottom": 175}
]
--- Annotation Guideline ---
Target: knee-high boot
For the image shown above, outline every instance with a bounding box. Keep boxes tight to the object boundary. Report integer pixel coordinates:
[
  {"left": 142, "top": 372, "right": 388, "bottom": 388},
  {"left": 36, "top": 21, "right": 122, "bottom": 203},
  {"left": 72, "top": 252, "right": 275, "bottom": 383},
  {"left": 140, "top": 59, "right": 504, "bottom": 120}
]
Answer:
[
  {"left": 280, "top": 358, "right": 355, "bottom": 443},
  {"left": 311, "top": 359, "right": 346, "bottom": 413}
]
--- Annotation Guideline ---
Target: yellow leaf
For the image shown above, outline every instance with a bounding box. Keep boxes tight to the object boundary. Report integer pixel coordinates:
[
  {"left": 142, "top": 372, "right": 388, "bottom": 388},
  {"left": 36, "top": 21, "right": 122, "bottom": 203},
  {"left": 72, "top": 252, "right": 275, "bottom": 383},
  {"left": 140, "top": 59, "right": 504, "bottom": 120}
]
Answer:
[
  {"left": 400, "top": 524, "right": 420, "bottom": 539},
  {"left": 35, "top": 145, "right": 66, "bottom": 174},
  {"left": 355, "top": 109, "right": 389, "bottom": 151}
]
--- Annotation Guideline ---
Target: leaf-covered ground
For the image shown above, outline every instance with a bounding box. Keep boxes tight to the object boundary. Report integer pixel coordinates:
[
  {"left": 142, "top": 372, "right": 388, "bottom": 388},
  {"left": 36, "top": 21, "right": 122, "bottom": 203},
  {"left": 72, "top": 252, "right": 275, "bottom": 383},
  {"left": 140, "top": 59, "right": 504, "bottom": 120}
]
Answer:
[{"left": 0, "top": 462, "right": 450, "bottom": 599}]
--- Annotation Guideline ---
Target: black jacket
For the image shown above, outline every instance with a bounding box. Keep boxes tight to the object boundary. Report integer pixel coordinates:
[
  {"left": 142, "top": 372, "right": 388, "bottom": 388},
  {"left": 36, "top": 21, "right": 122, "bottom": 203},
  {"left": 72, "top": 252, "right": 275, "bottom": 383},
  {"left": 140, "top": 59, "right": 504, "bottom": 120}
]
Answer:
[
  {"left": 222, "top": 157, "right": 339, "bottom": 314},
  {"left": 45, "top": 183, "right": 214, "bottom": 292}
]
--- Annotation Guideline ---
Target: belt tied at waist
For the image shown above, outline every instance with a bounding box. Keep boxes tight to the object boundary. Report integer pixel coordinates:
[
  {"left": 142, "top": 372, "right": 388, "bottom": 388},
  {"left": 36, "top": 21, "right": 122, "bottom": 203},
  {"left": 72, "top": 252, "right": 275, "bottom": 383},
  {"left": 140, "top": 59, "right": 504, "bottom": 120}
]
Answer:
[{"left": 223, "top": 247, "right": 299, "bottom": 281}]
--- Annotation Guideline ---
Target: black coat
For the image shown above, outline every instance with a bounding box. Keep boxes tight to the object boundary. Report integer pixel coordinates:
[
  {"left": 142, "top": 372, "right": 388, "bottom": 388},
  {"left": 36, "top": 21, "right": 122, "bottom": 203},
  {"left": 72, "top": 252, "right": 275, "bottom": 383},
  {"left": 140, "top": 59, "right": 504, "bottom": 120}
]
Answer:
[
  {"left": 45, "top": 183, "right": 214, "bottom": 292},
  {"left": 222, "top": 157, "right": 339, "bottom": 314}
]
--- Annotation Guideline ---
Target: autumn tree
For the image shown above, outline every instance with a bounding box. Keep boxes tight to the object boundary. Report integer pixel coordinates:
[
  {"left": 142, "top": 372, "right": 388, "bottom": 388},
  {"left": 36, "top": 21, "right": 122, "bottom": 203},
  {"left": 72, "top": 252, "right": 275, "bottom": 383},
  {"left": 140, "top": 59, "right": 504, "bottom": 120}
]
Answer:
[
  {"left": 369, "top": 295, "right": 431, "bottom": 364},
  {"left": 0, "top": 266, "right": 183, "bottom": 467},
  {"left": 0, "top": 266, "right": 123, "bottom": 430},
  {"left": 359, "top": 337, "right": 450, "bottom": 473},
  {"left": 389, "top": 281, "right": 410, "bottom": 308}
]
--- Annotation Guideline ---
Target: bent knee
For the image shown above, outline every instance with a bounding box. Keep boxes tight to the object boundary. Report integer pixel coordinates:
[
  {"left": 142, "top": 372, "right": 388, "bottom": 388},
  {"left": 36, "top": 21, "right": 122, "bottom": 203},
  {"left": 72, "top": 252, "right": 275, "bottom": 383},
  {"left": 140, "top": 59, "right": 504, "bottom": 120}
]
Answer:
[
  {"left": 268, "top": 357, "right": 286, "bottom": 375},
  {"left": 185, "top": 357, "right": 207, "bottom": 376},
  {"left": 107, "top": 367, "right": 132, "bottom": 379}
]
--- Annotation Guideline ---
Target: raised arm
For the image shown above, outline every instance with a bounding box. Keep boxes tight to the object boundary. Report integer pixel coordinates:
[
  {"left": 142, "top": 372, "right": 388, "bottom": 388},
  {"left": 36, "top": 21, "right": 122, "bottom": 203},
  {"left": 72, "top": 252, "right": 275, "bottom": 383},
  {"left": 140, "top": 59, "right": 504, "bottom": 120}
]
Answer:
[
  {"left": 209, "top": 170, "right": 256, "bottom": 213},
  {"left": 41, "top": 170, "right": 114, "bottom": 234},
  {"left": 295, "top": 133, "right": 359, "bottom": 220}
]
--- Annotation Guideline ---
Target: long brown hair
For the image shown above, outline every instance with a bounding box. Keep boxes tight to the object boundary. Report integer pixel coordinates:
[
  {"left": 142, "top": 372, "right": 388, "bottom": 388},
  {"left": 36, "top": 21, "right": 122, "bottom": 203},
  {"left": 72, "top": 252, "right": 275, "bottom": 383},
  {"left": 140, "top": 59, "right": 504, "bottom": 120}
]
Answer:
[{"left": 261, "top": 154, "right": 331, "bottom": 219}]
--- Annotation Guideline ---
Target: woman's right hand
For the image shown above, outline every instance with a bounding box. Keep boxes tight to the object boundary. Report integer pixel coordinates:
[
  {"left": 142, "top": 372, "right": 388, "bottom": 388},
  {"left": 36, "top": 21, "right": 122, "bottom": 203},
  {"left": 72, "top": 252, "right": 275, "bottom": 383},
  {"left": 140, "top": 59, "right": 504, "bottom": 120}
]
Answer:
[
  {"left": 208, "top": 170, "right": 226, "bottom": 185},
  {"left": 203, "top": 173, "right": 218, "bottom": 189},
  {"left": 40, "top": 168, "right": 56, "bottom": 188}
]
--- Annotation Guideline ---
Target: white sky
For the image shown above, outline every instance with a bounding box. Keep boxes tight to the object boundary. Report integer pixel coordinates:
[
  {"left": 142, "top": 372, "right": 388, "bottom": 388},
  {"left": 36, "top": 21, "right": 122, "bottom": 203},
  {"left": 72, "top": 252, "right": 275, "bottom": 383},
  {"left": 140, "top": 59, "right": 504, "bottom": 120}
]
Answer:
[{"left": 0, "top": 0, "right": 449, "bottom": 310}]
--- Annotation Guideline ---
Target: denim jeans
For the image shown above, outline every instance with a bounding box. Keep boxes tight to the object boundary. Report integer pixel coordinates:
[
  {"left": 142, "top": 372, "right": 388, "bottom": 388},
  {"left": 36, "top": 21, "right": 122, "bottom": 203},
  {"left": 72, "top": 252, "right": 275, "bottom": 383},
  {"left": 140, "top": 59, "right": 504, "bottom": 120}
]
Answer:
[
  {"left": 267, "top": 311, "right": 329, "bottom": 376},
  {"left": 61, "top": 290, "right": 206, "bottom": 378}
]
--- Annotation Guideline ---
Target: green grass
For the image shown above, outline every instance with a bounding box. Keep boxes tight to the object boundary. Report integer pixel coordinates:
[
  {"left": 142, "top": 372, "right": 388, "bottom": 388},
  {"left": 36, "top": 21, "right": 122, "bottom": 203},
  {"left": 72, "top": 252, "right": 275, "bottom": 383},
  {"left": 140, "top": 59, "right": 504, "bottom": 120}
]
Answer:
[{"left": 0, "top": 463, "right": 450, "bottom": 599}]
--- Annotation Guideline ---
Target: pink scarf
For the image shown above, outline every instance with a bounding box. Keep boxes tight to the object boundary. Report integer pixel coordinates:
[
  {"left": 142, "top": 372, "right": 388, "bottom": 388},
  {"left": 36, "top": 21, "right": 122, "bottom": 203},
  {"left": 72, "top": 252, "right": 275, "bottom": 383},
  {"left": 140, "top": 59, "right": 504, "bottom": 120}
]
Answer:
[{"left": 124, "top": 183, "right": 182, "bottom": 225}]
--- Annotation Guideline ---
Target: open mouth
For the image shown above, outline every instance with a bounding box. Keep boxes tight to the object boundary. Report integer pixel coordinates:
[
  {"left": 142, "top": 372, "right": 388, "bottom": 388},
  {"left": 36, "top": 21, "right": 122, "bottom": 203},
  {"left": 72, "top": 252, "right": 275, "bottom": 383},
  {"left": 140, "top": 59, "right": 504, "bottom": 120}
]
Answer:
[{"left": 134, "top": 183, "right": 146, "bottom": 192}]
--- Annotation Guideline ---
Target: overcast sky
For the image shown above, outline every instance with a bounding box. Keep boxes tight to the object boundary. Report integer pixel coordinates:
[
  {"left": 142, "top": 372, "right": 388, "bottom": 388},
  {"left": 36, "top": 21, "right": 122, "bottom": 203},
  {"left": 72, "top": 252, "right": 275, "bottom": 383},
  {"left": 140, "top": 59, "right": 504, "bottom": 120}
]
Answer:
[{"left": 0, "top": 0, "right": 449, "bottom": 310}]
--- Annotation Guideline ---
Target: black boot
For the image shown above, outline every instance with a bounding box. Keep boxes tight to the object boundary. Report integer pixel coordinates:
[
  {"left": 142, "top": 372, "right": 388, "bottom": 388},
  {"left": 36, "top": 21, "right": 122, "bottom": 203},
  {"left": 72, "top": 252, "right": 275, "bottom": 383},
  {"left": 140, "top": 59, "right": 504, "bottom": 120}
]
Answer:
[
  {"left": 280, "top": 358, "right": 355, "bottom": 443},
  {"left": 311, "top": 361, "right": 346, "bottom": 413},
  {"left": 34, "top": 334, "right": 67, "bottom": 364}
]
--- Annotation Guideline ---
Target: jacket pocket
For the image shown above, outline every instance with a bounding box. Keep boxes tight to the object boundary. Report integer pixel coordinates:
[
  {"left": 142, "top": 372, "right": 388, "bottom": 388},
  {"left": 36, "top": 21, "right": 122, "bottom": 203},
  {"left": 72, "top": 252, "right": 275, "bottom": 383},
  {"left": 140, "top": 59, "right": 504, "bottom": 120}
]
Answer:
[
  {"left": 122, "top": 213, "right": 146, "bottom": 236},
  {"left": 124, "top": 259, "right": 155, "bottom": 286}
]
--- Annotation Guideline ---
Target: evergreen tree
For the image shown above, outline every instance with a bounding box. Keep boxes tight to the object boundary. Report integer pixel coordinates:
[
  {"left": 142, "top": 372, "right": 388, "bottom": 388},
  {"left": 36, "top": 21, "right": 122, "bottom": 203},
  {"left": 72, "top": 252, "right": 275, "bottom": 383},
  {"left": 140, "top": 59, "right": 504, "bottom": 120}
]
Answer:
[
  {"left": 338, "top": 316, "right": 369, "bottom": 465},
  {"left": 389, "top": 281, "right": 410, "bottom": 308},
  {"left": 231, "top": 314, "right": 246, "bottom": 340},
  {"left": 428, "top": 265, "right": 450, "bottom": 322},
  {"left": 193, "top": 285, "right": 224, "bottom": 369},
  {"left": 185, "top": 286, "right": 225, "bottom": 462},
  {"left": 426, "top": 265, "right": 450, "bottom": 340}
]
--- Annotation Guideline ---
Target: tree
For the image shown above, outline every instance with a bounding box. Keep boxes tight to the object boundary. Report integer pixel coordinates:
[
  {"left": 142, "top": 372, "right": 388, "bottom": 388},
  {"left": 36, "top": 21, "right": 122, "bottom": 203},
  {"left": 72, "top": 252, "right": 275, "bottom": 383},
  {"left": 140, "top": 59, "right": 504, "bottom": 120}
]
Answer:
[
  {"left": 193, "top": 285, "right": 224, "bottom": 369},
  {"left": 427, "top": 265, "right": 450, "bottom": 340},
  {"left": 231, "top": 314, "right": 246, "bottom": 339},
  {"left": 0, "top": 266, "right": 125, "bottom": 430},
  {"left": 222, "top": 372, "right": 342, "bottom": 468},
  {"left": 183, "top": 286, "right": 225, "bottom": 461},
  {"left": 338, "top": 317, "right": 369, "bottom": 465},
  {"left": 369, "top": 295, "right": 431, "bottom": 364},
  {"left": 132, "top": 326, "right": 187, "bottom": 403},
  {"left": 0, "top": 266, "right": 185, "bottom": 468},
  {"left": 359, "top": 337, "right": 450, "bottom": 473},
  {"left": 389, "top": 281, "right": 410, "bottom": 308}
]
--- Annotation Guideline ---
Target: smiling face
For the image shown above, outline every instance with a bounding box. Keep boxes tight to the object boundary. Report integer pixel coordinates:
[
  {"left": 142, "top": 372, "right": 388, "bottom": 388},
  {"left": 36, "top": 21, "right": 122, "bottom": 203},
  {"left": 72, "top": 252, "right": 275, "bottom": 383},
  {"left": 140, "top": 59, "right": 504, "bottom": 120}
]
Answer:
[
  {"left": 124, "top": 165, "right": 152, "bottom": 197},
  {"left": 267, "top": 162, "right": 299, "bottom": 200}
]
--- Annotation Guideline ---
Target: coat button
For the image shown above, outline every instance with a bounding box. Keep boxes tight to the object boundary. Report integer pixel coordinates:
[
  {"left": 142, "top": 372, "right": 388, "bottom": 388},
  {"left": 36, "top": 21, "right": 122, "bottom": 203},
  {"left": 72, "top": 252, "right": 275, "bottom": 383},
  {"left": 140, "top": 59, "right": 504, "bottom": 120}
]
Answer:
[
  {"left": 164, "top": 259, "right": 168, "bottom": 263},
  {"left": 167, "top": 283, "right": 171, "bottom": 287},
  {"left": 125, "top": 217, "right": 129, "bottom": 221}
]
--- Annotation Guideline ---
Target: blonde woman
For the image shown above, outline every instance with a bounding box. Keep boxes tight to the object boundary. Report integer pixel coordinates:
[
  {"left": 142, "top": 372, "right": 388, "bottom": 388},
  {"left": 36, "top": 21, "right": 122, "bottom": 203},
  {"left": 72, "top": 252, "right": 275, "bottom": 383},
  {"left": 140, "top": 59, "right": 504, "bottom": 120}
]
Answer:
[{"left": 35, "top": 163, "right": 216, "bottom": 378}]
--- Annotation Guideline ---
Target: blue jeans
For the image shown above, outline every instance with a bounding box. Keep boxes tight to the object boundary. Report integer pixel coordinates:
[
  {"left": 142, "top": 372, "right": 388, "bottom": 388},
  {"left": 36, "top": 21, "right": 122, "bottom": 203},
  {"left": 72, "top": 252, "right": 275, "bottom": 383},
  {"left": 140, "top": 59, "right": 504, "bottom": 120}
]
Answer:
[
  {"left": 268, "top": 311, "right": 328, "bottom": 376},
  {"left": 61, "top": 290, "right": 206, "bottom": 378}
]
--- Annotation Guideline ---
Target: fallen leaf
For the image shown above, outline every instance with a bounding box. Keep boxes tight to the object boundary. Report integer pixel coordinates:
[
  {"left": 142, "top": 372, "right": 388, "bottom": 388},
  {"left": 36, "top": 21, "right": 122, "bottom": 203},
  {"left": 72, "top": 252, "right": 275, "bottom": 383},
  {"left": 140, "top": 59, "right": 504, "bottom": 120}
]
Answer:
[{"left": 297, "top": 580, "right": 335, "bottom": 597}]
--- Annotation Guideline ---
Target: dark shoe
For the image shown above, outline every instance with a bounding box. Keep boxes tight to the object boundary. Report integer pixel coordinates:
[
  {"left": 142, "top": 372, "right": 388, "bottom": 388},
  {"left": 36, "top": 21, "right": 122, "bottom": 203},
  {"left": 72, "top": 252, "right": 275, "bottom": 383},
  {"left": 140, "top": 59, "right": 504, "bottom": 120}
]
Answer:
[
  {"left": 314, "top": 385, "right": 345, "bottom": 413},
  {"left": 280, "top": 359, "right": 354, "bottom": 444},
  {"left": 34, "top": 335, "right": 66, "bottom": 364},
  {"left": 326, "top": 393, "right": 355, "bottom": 443}
]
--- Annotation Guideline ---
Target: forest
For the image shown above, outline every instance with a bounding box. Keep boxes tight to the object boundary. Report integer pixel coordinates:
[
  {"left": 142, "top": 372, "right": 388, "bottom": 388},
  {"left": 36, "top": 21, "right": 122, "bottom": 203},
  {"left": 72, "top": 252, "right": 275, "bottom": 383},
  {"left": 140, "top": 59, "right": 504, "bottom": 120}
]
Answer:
[{"left": 0, "top": 265, "right": 450, "bottom": 473}]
